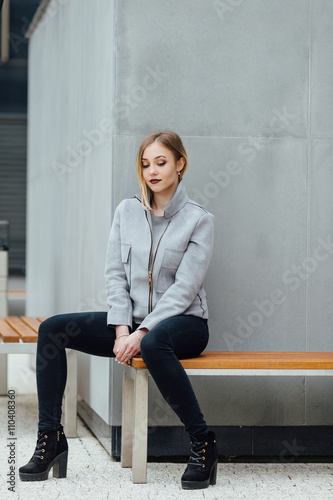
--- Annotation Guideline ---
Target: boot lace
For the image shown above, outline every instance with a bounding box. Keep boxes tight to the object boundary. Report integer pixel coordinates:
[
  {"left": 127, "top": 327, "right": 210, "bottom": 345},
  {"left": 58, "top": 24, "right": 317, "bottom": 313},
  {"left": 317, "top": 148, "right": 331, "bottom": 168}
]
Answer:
[
  {"left": 32, "top": 432, "right": 48, "bottom": 460},
  {"left": 187, "top": 439, "right": 208, "bottom": 467}
]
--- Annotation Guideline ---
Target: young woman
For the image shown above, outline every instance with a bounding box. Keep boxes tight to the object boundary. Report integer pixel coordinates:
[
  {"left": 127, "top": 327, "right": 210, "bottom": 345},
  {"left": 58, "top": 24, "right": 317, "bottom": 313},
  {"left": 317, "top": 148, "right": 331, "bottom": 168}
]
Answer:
[{"left": 19, "top": 130, "right": 217, "bottom": 490}]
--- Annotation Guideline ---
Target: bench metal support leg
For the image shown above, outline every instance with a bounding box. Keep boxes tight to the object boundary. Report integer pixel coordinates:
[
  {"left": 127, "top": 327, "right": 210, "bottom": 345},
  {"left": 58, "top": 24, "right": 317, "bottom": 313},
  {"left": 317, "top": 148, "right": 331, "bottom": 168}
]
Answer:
[
  {"left": 121, "top": 371, "right": 134, "bottom": 468},
  {"left": 132, "top": 369, "right": 149, "bottom": 483},
  {"left": 62, "top": 349, "right": 77, "bottom": 437},
  {"left": 0, "top": 353, "right": 7, "bottom": 395}
]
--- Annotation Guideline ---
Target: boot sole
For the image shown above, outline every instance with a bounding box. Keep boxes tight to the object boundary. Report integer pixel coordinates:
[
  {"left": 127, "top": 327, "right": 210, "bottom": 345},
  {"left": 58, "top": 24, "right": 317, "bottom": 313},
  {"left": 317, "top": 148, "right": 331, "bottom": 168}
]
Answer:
[
  {"left": 19, "top": 450, "right": 68, "bottom": 482},
  {"left": 181, "top": 459, "right": 218, "bottom": 490}
]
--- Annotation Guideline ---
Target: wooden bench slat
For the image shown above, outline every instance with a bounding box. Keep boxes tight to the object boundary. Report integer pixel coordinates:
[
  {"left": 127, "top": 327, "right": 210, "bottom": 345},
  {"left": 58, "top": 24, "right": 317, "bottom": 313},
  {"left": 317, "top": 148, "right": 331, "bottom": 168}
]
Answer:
[
  {"left": 131, "top": 351, "right": 333, "bottom": 370},
  {"left": 0, "top": 318, "right": 21, "bottom": 343},
  {"left": 5, "top": 316, "right": 38, "bottom": 343},
  {"left": 20, "top": 316, "right": 42, "bottom": 334}
]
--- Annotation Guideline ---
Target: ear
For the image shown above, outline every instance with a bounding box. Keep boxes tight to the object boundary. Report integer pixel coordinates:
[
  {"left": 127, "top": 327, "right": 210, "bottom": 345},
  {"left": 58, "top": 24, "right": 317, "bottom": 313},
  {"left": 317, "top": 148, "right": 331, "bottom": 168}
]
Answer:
[{"left": 177, "top": 157, "right": 185, "bottom": 172}]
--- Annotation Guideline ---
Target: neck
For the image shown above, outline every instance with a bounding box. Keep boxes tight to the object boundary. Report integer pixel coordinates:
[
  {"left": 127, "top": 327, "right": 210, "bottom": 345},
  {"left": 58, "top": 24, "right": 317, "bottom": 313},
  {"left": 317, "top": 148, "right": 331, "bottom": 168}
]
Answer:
[
  {"left": 152, "top": 183, "right": 179, "bottom": 212},
  {"left": 152, "top": 194, "right": 168, "bottom": 212}
]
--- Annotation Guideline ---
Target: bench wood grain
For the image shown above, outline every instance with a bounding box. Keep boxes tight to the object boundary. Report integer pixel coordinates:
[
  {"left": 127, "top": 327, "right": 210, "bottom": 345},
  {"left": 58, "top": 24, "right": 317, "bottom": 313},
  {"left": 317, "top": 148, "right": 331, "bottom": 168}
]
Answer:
[
  {"left": 131, "top": 351, "right": 333, "bottom": 370},
  {"left": 5, "top": 316, "right": 38, "bottom": 342},
  {"left": 0, "top": 317, "right": 21, "bottom": 342}
]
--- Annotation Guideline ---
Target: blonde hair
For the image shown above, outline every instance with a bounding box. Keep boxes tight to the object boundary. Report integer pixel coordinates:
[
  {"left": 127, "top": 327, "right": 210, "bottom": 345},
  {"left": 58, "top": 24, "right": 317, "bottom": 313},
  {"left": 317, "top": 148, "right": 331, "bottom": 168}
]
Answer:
[{"left": 135, "top": 130, "right": 188, "bottom": 210}]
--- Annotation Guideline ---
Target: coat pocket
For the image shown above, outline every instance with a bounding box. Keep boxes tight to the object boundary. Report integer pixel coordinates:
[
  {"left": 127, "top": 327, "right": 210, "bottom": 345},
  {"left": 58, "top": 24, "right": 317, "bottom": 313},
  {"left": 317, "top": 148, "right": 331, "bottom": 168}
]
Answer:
[
  {"left": 121, "top": 244, "right": 131, "bottom": 286},
  {"left": 156, "top": 249, "right": 183, "bottom": 293}
]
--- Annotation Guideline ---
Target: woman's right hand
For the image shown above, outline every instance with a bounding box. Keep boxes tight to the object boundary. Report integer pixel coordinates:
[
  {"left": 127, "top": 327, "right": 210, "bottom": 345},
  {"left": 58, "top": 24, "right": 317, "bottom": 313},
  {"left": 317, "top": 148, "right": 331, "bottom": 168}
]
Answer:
[{"left": 114, "top": 331, "right": 144, "bottom": 366}]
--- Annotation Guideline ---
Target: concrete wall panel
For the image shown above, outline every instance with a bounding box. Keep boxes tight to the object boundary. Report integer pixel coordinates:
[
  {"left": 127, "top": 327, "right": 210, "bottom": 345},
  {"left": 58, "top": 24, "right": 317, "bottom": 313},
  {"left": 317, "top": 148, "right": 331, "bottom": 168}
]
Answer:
[
  {"left": 115, "top": 0, "right": 309, "bottom": 138},
  {"left": 311, "top": 0, "right": 333, "bottom": 136}
]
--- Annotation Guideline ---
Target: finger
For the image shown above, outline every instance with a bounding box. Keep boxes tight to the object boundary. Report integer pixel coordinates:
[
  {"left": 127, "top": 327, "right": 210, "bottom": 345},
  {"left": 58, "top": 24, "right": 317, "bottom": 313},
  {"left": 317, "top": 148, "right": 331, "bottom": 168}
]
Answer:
[
  {"left": 116, "top": 347, "right": 132, "bottom": 363},
  {"left": 115, "top": 343, "right": 127, "bottom": 358},
  {"left": 118, "top": 356, "right": 131, "bottom": 366},
  {"left": 120, "top": 351, "right": 132, "bottom": 363},
  {"left": 115, "top": 348, "right": 125, "bottom": 363}
]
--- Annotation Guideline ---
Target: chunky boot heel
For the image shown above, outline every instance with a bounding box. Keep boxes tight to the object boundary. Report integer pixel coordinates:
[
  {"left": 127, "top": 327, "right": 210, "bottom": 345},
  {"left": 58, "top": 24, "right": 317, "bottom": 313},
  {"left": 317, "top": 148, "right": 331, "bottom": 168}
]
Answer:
[
  {"left": 52, "top": 450, "right": 68, "bottom": 478},
  {"left": 209, "top": 460, "right": 218, "bottom": 485},
  {"left": 181, "top": 431, "right": 218, "bottom": 490},
  {"left": 19, "top": 426, "right": 68, "bottom": 481}
]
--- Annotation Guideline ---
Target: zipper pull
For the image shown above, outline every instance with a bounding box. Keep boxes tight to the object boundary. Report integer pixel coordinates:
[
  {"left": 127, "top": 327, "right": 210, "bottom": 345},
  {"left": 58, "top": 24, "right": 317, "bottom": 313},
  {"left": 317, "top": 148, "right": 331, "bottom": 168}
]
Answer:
[
  {"left": 148, "top": 270, "right": 152, "bottom": 287},
  {"left": 57, "top": 430, "right": 60, "bottom": 441}
]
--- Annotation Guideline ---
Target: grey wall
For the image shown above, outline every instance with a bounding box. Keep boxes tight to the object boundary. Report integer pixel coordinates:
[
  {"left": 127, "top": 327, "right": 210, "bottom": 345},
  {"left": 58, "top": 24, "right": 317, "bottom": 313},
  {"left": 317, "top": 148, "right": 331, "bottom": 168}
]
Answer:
[
  {"left": 26, "top": 0, "right": 116, "bottom": 423},
  {"left": 27, "top": 0, "right": 333, "bottom": 431}
]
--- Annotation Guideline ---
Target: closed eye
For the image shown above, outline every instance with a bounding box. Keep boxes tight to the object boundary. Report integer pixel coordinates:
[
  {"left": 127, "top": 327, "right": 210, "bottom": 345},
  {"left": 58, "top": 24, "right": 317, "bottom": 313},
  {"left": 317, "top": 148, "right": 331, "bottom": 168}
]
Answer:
[{"left": 142, "top": 162, "right": 166, "bottom": 168}]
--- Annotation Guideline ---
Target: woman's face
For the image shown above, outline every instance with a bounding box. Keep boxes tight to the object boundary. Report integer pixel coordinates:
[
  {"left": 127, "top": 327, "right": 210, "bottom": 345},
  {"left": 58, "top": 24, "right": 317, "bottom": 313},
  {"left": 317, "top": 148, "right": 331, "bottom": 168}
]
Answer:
[{"left": 141, "top": 142, "right": 183, "bottom": 199}]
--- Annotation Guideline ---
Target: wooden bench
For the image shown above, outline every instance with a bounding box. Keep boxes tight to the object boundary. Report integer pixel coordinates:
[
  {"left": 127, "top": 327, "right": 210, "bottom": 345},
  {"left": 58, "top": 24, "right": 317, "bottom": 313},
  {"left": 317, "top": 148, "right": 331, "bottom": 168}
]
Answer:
[
  {"left": 0, "top": 316, "right": 77, "bottom": 437},
  {"left": 121, "top": 351, "right": 333, "bottom": 483}
]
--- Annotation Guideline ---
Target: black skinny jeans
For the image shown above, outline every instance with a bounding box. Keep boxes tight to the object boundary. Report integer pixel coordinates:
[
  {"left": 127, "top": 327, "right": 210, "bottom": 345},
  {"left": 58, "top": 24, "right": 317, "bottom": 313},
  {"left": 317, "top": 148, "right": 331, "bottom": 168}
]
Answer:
[{"left": 36, "top": 312, "right": 209, "bottom": 440}]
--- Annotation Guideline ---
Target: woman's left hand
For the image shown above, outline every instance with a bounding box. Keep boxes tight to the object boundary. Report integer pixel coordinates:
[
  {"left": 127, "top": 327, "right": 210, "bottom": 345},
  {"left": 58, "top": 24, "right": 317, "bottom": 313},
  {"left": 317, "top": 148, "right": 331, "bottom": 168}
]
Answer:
[{"left": 115, "top": 329, "right": 147, "bottom": 366}]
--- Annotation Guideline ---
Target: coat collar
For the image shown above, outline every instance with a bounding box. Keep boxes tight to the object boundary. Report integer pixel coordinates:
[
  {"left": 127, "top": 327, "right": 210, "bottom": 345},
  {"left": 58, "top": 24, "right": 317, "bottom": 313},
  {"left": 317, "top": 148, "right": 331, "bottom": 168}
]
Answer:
[{"left": 135, "top": 182, "right": 189, "bottom": 219}]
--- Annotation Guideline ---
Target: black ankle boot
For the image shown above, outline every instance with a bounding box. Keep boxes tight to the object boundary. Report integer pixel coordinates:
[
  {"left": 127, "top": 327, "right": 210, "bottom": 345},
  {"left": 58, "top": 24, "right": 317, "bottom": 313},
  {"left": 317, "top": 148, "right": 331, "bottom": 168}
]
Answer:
[
  {"left": 181, "top": 431, "right": 218, "bottom": 490},
  {"left": 19, "top": 426, "right": 68, "bottom": 481}
]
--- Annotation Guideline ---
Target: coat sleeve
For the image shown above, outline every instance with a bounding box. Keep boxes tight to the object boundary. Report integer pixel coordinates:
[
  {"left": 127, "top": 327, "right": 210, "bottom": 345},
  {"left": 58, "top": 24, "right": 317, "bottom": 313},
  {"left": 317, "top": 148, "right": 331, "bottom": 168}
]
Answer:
[
  {"left": 104, "top": 203, "right": 133, "bottom": 328},
  {"left": 138, "top": 211, "right": 214, "bottom": 331}
]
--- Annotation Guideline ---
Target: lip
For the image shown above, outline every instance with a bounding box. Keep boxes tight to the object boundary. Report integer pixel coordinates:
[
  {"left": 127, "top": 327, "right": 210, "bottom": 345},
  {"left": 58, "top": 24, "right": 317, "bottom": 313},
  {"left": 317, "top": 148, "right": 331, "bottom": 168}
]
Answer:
[{"left": 150, "top": 179, "right": 161, "bottom": 184}]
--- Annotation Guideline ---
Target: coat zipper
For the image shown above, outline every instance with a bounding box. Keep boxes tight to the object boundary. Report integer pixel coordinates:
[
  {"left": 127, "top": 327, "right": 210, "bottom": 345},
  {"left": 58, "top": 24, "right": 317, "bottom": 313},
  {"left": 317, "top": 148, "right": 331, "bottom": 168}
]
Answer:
[{"left": 145, "top": 212, "right": 171, "bottom": 313}]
